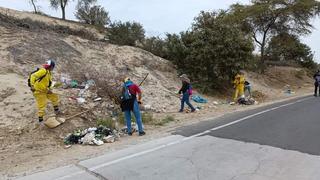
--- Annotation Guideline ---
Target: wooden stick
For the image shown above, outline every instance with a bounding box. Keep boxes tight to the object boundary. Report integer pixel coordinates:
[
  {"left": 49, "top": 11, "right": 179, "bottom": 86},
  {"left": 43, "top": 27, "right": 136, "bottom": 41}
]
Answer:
[
  {"left": 139, "top": 73, "right": 149, "bottom": 86},
  {"left": 65, "top": 109, "right": 91, "bottom": 121}
]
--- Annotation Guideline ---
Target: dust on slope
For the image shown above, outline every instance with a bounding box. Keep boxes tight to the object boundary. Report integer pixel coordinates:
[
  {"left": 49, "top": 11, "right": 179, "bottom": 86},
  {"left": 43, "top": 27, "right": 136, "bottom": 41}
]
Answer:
[{"left": 0, "top": 6, "right": 104, "bottom": 40}]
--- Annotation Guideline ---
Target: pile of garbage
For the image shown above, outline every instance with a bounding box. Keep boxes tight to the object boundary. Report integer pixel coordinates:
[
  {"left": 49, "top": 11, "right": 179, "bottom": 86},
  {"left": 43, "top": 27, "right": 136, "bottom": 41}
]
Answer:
[
  {"left": 237, "top": 97, "right": 257, "bottom": 105},
  {"left": 60, "top": 74, "right": 100, "bottom": 104},
  {"left": 64, "top": 125, "right": 122, "bottom": 146}
]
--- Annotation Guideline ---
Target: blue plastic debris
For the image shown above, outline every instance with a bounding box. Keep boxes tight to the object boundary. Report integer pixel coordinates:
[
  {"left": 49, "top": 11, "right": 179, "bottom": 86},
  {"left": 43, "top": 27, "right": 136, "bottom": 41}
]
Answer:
[{"left": 192, "top": 95, "right": 208, "bottom": 103}]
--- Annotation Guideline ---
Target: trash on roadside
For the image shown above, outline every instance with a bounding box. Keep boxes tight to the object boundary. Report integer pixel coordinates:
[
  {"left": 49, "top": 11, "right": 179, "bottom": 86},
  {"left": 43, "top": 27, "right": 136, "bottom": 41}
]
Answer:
[
  {"left": 121, "top": 123, "right": 137, "bottom": 134},
  {"left": 103, "top": 135, "right": 115, "bottom": 143},
  {"left": 213, "top": 101, "right": 219, "bottom": 105},
  {"left": 283, "top": 85, "right": 295, "bottom": 95},
  {"left": 70, "top": 80, "right": 78, "bottom": 88},
  {"left": 238, "top": 97, "right": 256, "bottom": 105},
  {"left": 192, "top": 95, "right": 208, "bottom": 103},
  {"left": 60, "top": 74, "right": 72, "bottom": 89},
  {"left": 81, "top": 132, "right": 95, "bottom": 145},
  {"left": 64, "top": 145, "right": 72, "bottom": 149},
  {"left": 284, "top": 89, "right": 295, "bottom": 95},
  {"left": 76, "top": 97, "right": 86, "bottom": 104},
  {"left": 64, "top": 125, "right": 119, "bottom": 146},
  {"left": 93, "top": 139, "right": 104, "bottom": 146},
  {"left": 93, "top": 97, "right": 102, "bottom": 102},
  {"left": 142, "top": 104, "right": 152, "bottom": 111}
]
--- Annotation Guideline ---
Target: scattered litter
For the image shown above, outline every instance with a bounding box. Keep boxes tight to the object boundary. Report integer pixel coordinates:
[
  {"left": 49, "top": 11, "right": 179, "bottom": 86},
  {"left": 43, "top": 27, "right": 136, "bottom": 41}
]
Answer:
[
  {"left": 81, "top": 132, "right": 95, "bottom": 145},
  {"left": 64, "top": 145, "right": 72, "bottom": 149},
  {"left": 121, "top": 123, "right": 137, "bottom": 134},
  {"left": 192, "top": 95, "right": 208, "bottom": 103},
  {"left": 60, "top": 74, "right": 72, "bottom": 89},
  {"left": 213, "top": 101, "right": 219, "bottom": 105},
  {"left": 93, "top": 97, "right": 102, "bottom": 102},
  {"left": 238, "top": 97, "right": 256, "bottom": 105},
  {"left": 64, "top": 125, "right": 118, "bottom": 146},
  {"left": 284, "top": 89, "right": 295, "bottom": 95},
  {"left": 70, "top": 80, "right": 78, "bottom": 88},
  {"left": 93, "top": 139, "right": 104, "bottom": 146},
  {"left": 283, "top": 85, "right": 295, "bottom": 95},
  {"left": 143, "top": 104, "right": 152, "bottom": 111},
  {"left": 103, "top": 135, "right": 115, "bottom": 143},
  {"left": 76, "top": 97, "right": 86, "bottom": 104}
]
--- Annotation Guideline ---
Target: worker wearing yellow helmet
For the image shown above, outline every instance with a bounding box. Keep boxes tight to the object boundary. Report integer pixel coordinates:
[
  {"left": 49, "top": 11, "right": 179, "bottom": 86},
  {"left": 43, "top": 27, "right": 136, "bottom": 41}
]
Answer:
[{"left": 233, "top": 71, "right": 245, "bottom": 102}]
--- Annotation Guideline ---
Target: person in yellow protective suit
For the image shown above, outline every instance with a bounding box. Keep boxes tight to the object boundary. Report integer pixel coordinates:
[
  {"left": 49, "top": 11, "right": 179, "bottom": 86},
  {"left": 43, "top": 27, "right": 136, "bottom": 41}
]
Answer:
[
  {"left": 30, "top": 59, "right": 60, "bottom": 124},
  {"left": 233, "top": 71, "right": 245, "bottom": 102}
]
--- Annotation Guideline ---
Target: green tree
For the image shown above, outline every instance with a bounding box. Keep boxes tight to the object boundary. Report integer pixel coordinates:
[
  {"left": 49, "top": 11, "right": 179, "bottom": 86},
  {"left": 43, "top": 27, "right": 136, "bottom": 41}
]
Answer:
[
  {"left": 230, "top": 0, "right": 320, "bottom": 70},
  {"left": 75, "top": 0, "right": 110, "bottom": 28},
  {"left": 266, "top": 33, "right": 317, "bottom": 70},
  {"left": 164, "top": 32, "right": 191, "bottom": 72},
  {"left": 49, "top": 0, "right": 74, "bottom": 20},
  {"left": 141, "top": 36, "right": 167, "bottom": 58},
  {"left": 188, "top": 11, "right": 254, "bottom": 91},
  {"left": 106, "top": 21, "right": 145, "bottom": 46}
]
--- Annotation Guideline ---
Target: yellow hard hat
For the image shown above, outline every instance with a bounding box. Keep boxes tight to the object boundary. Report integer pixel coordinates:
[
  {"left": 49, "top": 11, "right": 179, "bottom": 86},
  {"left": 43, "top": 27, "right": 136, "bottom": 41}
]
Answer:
[{"left": 124, "top": 77, "right": 130, "bottom": 83}]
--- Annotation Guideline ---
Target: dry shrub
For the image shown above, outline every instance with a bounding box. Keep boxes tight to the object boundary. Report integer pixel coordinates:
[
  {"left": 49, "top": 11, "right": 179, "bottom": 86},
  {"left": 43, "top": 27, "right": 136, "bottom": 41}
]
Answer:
[
  {"left": 73, "top": 65, "right": 124, "bottom": 106},
  {"left": 155, "top": 115, "right": 175, "bottom": 126},
  {"left": 252, "top": 90, "right": 267, "bottom": 101},
  {"left": 0, "top": 12, "right": 97, "bottom": 41},
  {"left": 295, "top": 70, "right": 305, "bottom": 79}
]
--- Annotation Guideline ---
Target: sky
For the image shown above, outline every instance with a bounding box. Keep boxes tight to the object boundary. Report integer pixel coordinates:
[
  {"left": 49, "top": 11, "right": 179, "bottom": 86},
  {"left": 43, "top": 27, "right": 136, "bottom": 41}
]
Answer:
[{"left": 0, "top": 0, "right": 319, "bottom": 62}]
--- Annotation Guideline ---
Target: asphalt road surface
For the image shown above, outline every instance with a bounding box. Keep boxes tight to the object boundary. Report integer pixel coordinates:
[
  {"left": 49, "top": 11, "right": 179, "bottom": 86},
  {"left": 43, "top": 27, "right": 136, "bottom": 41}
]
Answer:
[{"left": 17, "top": 95, "right": 320, "bottom": 180}]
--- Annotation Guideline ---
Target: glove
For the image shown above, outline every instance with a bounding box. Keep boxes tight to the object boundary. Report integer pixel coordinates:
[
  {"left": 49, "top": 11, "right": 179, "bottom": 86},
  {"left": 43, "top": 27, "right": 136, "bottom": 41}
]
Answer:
[{"left": 53, "top": 82, "right": 63, "bottom": 88}]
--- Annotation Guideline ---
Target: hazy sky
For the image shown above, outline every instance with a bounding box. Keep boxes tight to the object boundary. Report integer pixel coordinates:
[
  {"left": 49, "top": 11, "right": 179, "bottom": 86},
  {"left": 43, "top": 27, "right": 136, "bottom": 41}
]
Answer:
[{"left": 0, "top": 0, "right": 319, "bottom": 62}]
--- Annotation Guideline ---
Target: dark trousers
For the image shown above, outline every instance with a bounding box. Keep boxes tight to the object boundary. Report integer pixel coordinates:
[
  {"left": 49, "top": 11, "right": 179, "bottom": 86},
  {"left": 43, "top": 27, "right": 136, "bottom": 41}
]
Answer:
[
  {"left": 180, "top": 93, "right": 195, "bottom": 111},
  {"left": 314, "top": 82, "right": 320, "bottom": 96}
]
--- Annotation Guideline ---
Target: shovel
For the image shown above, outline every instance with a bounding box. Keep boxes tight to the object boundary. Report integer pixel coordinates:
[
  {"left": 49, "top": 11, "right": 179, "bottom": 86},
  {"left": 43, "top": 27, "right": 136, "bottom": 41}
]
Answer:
[{"left": 44, "top": 109, "right": 91, "bottom": 129}]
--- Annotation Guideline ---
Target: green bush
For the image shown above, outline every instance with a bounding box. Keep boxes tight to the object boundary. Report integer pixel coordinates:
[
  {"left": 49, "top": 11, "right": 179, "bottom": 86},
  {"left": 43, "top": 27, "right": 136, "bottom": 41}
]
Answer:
[
  {"left": 155, "top": 116, "right": 175, "bottom": 126},
  {"left": 116, "top": 112, "right": 154, "bottom": 125},
  {"left": 97, "top": 117, "right": 116, "bottom": 129},
  {"left": 106, "top": 21, "right": 145, "bottom": 46},
  {"left": 142, "top": 112, "right": 154, "bottom": 124}
]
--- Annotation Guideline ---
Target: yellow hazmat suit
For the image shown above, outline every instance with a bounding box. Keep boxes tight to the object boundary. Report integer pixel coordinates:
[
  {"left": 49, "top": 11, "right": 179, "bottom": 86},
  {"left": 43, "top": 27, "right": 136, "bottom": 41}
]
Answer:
[
  {"left": 233, "top": 73, "right": 245, "bottom": 101},
  {"left": 30, "top": 68, "right": 59, "bottom": 118}
]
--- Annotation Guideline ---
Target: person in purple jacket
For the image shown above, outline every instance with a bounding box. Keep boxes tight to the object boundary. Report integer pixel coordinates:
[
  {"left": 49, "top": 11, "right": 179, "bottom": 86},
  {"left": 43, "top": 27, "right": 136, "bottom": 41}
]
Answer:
[{"left": 178, "top": 74, "right": 196, "bottom": 113}]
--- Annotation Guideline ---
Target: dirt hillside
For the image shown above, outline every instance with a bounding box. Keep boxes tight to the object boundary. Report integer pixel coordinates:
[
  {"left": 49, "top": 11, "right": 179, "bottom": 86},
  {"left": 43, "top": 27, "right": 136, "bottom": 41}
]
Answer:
[{"left": 0, "top": 7, "right": 314, "bottom": 179}]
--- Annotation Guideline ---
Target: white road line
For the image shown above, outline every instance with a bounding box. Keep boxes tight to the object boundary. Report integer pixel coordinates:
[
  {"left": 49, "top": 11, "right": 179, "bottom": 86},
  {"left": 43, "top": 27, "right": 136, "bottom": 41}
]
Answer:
[
  {"left": 56, "top": 96, "right": 312, "bottom": 179},
  {"left": 55, "top": 171, "right": 86, "bottom": 180}
]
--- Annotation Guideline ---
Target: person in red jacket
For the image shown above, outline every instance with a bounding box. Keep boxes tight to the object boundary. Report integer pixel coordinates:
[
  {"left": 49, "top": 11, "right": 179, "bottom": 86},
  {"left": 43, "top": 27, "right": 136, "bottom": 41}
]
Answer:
[{"left": 120, "top": 77, "right": 146, "bottom": 136}]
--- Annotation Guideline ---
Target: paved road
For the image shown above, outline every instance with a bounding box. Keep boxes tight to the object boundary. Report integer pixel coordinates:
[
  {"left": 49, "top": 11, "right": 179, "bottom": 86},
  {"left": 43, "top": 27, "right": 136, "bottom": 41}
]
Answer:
[{"left": 17, "top": 95, "right": 320, "bottom": 180}]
